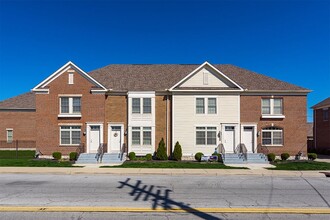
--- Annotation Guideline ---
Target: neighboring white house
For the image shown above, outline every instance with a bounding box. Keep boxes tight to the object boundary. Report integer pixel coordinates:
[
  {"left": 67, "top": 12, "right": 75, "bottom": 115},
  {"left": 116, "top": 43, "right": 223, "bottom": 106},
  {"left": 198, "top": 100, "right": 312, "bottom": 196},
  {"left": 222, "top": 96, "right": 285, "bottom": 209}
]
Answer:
[{"left": 170, "top": 62, "right": 243, "bottom": 156}]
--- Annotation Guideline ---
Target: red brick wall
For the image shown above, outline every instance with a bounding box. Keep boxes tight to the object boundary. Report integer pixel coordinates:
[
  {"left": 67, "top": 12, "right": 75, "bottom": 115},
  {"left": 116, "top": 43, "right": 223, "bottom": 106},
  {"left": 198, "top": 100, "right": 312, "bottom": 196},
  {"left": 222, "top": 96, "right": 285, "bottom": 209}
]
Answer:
[
  {"left": 36, "top": 68, "right": 105, "bottom": 155},
  {"left": 105, "top": 95, "right": 127, "bottom": 152},
  {"left": 314, "top": 108, "right": 330, "bottom": 153},
  {"left": 0, "top": 111, "right": 36, "bottom": 147},
  {"left": 241, "top": 95, "right": 307, "bottom": 156}
]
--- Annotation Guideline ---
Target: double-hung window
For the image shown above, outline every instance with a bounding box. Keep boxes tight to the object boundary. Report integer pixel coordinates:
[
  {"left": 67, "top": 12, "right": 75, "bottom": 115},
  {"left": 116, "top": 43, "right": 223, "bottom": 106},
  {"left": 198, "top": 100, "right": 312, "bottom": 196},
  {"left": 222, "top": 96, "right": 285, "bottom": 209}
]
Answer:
[
  {"left": 196, "top": 98, "right": 217, "bottom": 114},
  {"left": 323, "top": 108, "right": 329, "bottom": 121},
  {"left": 131, "top": 127, "right": 152, "bottom": 146},
  {"left": 6, "top": 129, "right": 13, "bottom": 143},
  {"left": 60, "top": 126, "right": 81, "bottom": 145},
  {"left": 132, "top": 98, "right": 152, "bottom": 114},
  {"left": 196, "top": 127, "right": 217, "bottom": 145},
  {"left": 60, "top": 97, "right": 81, "bottom": 115},
  {"left": 262, "top": 127, "right": 283, "bottom": 146},
  {"left": 132, "top": 98, "right": 140, "bottom": 114},
  {"left": 262, "top": 98, "right": 283, "bottom": 116}
]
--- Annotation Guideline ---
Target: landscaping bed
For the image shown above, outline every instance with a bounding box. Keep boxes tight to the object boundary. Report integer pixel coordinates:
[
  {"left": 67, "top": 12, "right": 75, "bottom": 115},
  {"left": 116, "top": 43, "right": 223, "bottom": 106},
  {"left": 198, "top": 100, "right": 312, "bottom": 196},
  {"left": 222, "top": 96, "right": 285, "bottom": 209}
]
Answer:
[
  {"left": 102, "top": 160, "right": 247, "bottom": 169},
  {"left": 0, "top": 150, "right": 35, "bottom": 159}
]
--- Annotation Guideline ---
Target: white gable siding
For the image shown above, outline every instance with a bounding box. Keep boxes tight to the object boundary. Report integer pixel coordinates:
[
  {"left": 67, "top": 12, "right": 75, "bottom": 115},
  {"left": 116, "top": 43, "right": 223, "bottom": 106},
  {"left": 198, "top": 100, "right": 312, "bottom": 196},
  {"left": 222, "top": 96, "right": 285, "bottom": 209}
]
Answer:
[
  {"left": 172, "top": 94, "right": 240, "bottom": 156},
  {"left": 179, "top": 68, "right": 231, "bottom": 88}
]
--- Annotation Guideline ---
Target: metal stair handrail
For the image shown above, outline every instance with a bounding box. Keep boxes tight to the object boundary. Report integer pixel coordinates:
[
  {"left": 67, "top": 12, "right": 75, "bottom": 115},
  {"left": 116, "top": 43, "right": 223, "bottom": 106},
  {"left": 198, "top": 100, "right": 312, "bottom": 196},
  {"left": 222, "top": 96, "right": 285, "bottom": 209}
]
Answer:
[
  {"left": 217, "top": 143, "right": 225, "bottom": 162},
  {"left": 235, "top": 143, "right": 247, "bottom": 161}
]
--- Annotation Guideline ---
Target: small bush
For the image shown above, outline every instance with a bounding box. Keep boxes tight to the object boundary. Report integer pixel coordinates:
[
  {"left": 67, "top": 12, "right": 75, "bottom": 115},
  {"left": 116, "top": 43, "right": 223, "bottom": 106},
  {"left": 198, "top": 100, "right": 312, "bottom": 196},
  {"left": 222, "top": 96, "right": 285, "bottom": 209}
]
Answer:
[
  {"left": 52, "top": 152, "right": 62, "bottom": 160},
  {"left": 69, "top": 152, "right": 78, "bottom": 161},
  {"left": 128, "top": 152, "right": 136, "bottom": 160},
  {"left": 281, "top": 153, "right": 290, "bottom": 161},
  {"left": 195, "top": 152, "right": 204, "bottom": 162},
  {"left": 267, "top": 153, "right": 276, "bottom": 162},
  {"left": 156, "top": 138, "right": 167, "bottom": 160},
  {"left": 212, "top": 153, "right": 223, "bottom": 163},
  {"left": 308, "top": 153, "right": 317, "bottom": 161},
  {"left": 173, "top": 141, "right": 182, "bottom": 161},
  {"left": 146, "top": 154, "right": 152, "bottom": 161}
]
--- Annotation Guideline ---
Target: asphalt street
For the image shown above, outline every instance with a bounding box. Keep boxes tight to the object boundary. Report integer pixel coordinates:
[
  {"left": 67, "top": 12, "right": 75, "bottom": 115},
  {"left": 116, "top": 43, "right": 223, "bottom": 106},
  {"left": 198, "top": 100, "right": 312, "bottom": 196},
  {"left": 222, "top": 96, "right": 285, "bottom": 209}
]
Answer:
[{"left": 0, "top": 174, "right": 329, "bottom": 219}]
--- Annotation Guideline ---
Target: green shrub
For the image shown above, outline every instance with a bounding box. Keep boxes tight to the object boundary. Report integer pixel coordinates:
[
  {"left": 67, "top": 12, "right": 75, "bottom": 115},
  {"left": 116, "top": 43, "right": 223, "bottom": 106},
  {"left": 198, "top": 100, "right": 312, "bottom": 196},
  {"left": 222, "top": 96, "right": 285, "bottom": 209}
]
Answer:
[
  {"left": 308, "top": 153, "right": 317, "bottom": 161},
  {"left": 267, "top": 153, "right": 276, "bottom": 162},
  {"left": 172, "top": 141, "right": 182, "bottom": 161},
  {"left": 156, "top": 138, "right": 167, "bottom": 160},
  {"left": 195, "top": 152, "right": 204, "bottom": 162},
  {"left": 52, "top": 152, "right": 62, "bottom": 160},
  {"left": 281, "top": 153, "right": 290, "bottom": 161},
  {"left": 146, "top": 154, "right": 152, "bottom": 161},
  {"left": 69, "top": 152, "right": 78, "bottom": 161},
  {"left": 128, "top": 152, "right": 136, "bottom": 160},
  {"left": 212, "top": 153, "right": 223, "bottom": 163}
]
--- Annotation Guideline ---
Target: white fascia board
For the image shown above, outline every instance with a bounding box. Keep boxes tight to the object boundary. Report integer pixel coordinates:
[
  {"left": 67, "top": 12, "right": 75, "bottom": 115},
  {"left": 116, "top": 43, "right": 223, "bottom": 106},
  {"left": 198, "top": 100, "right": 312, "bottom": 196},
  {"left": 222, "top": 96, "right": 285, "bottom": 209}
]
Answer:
[
  {"left": 171, "top": 89, "right": 241, "bottom": 92},
  {"left": 32, "top": 61, "right": 108, "bottom": 91},
  {"left": 127, "top": 91, "right": 155, "bottom": 98},
  {"left": 169, "top": 61, "right": 244, "bottom": 91}
]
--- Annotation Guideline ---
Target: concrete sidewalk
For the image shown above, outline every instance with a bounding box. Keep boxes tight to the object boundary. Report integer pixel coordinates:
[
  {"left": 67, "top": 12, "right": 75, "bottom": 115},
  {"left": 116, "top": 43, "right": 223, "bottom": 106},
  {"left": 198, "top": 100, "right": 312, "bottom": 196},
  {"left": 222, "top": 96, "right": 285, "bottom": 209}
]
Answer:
[{"left": 0, "top": 166, "right": 328, "bottom": 177}]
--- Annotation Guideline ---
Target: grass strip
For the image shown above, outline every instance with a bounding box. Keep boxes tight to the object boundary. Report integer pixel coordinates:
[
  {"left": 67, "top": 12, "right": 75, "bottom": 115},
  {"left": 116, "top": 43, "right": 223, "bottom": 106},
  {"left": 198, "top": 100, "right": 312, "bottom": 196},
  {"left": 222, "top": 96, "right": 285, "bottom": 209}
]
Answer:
[{"left": 267, "top": 161, "right": 330, "bottom": 170}]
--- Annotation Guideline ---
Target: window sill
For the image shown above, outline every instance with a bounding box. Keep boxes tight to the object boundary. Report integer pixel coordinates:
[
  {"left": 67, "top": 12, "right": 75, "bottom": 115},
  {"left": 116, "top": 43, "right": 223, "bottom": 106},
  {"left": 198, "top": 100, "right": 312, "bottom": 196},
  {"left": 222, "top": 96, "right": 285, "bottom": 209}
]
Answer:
[
  {"left": 59, "top": 144, "right": 80, "bottom": 147},
  {"left": 261, "top": 115, "right": 285, "bottom": 119},
  {"left": 58, "top": 114, "right": 82, "bottom": 118},
  {"left": 262, "top": 145, "right": 283, "bottom": 147}
]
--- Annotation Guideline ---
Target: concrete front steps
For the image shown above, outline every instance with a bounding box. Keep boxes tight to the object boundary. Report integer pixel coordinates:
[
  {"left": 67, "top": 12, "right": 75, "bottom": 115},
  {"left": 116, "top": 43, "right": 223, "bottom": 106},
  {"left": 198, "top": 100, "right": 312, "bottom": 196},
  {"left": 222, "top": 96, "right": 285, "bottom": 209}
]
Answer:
[
  {"left": 75, "top": 153, "right": 126, "bottom": 165},
  {"left": 223, "top": 153, "right": 268, "bottom": 164}
]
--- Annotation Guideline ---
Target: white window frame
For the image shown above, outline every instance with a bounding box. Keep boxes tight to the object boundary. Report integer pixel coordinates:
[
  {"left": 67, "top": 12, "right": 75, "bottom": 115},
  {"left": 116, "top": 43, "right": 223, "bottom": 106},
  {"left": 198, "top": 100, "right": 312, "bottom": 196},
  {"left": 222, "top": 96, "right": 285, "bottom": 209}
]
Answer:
[
  {"left": 261, "top": 127, "right": 283, "bottom": 146},
  {"left": 196, "top": 126, "right": 217, "bottom": 146},
  {"left": 58, "top": 95, "right": 82, "bottom": 117},
  {"left": 60, "top": 126, "right": 81, "bottom": 146},
  {"left": 261, "top": 98, "right": 285, "bottom": 119},
  {"left": 68, "top": 73, "right": 74, "bottom": 84},
  {"left": 132, "top": 98, "right": 152, "bottom": 114},
  {"left": 143, "top": 98, "right": 152, "bottom": 114},
  {"left": 195, "top": 97, "right": 217, "bottom": 115},
  {"left": 131, "top": 126, "right": 152, "bottom": 146},
  {"left": 6, "top": 128, "right": 13, "bottom": 143},
  {"left": 132, "top": 98, "right": 141, "bottom": 114}
]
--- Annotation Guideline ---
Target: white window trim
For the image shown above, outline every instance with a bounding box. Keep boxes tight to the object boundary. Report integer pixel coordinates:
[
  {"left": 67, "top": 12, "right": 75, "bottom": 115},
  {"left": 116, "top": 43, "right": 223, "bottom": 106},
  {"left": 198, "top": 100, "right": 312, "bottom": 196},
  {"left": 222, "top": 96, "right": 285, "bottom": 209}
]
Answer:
[
  {"left": 131, "top": 126, "right": 153, "bottom": 147},
  {"left": 58, "top": 96, "right": 82, "bottom": 117},
  {"left": 195, "top": 125, "right": 218, "bottom": 146},
  {"left": 6, "top": 128, "right": 13, "bottom": 143},
  {"left": 68, "top": 73, "right": 74, "bottom": 84},
  {"left": 261, "top": 98, "right": 285, "bottom": 118},
  {"left": 195, "top": 96, "right": 218, "bottom": 115},
  {"left": 59, "top": 126, "right": 81, "bottom": 146},
  {"left": 131, "top": 97, "right": 152, "bottom": 115},
  {"left": 261, "top": 128, "right": 283, "bottom": 147}
]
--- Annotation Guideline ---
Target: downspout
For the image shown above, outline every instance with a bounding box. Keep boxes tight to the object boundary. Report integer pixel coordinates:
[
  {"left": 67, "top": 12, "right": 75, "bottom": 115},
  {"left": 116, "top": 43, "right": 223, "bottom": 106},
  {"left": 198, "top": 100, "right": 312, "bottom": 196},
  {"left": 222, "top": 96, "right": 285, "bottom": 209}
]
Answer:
[
  {"left": 165, "top": 91, "right": 169, "bottom": 155},
  {"left": 314, "top": 109, "right": 316, "bottom": 152}
]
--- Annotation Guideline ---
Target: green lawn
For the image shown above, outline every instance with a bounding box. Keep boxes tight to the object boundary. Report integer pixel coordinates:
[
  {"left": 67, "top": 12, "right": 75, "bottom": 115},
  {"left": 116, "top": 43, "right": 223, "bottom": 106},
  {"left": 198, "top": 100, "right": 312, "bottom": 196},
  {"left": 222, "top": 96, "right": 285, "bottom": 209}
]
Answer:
[
  {"left": 0, "top": 158, "right": 74, "bottom": 167},
  {"left": 268, "top": 161, "right": 330, "bottom": 170},
  {"left": 0, "top": 150, "right": 35, "bottom": 159},
  {"left": 102, "top": 161, "right": 247, "bottom": 169}
]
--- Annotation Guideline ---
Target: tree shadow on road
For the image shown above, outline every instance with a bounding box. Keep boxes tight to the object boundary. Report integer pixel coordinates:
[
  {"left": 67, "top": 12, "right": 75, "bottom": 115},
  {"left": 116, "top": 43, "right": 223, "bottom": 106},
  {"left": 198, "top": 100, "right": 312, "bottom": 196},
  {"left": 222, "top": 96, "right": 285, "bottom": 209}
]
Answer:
[{"left": 118, "top": 178, "right": 222, "bottom": 220}]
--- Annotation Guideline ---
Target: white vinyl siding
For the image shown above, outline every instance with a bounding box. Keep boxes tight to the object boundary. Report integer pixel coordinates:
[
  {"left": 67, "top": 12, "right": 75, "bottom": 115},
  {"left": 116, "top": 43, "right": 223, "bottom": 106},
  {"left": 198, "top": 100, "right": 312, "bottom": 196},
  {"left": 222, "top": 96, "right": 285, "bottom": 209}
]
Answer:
[
  {"left": 262, "top": 127, "right": 283, "bottom": 146},
  {"left": 173, "top": 94, "right": 240, "bottom": 156},
  {"left": 60, "top": 126, "right": 81, "bottom": 145}
]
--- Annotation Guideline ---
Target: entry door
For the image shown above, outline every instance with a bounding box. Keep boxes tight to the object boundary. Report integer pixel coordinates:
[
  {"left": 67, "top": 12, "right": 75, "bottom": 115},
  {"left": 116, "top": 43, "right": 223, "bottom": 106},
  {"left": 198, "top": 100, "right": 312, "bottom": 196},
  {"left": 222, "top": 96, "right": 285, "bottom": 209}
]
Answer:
[
  {"left": 110, "top": 126, "right": 121, "bottom": 152},
  {"left": 89, "top": 126, "right": 100, "bottom": 153},
  {"left": 242, "top": 126, "right": 254, "bottom": 152},
  {"left": 223, "top": 126, "right": 235, "bottom": 152}
]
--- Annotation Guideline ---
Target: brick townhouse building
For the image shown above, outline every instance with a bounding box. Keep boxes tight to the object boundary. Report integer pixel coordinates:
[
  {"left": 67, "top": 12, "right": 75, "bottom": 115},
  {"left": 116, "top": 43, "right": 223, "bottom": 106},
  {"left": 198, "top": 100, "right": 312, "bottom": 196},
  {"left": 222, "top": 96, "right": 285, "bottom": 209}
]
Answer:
[{"left": 0, "top": 61, "right": 310, "bottom": 158}]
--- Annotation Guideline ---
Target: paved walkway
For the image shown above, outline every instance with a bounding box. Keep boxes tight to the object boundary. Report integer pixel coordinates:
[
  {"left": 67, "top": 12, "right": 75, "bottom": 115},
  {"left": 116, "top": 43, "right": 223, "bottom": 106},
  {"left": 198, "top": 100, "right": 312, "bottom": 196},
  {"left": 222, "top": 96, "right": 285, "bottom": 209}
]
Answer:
[{"left": 0, "top": 166, "right": 328, "bottom": 177}]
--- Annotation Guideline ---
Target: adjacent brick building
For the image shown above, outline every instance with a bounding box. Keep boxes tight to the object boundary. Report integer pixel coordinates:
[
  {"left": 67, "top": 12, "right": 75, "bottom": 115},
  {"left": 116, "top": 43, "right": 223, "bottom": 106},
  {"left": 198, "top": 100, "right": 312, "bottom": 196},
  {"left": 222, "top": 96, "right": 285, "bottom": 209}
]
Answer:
[
  {"left": 0, "top": 61, "right": 310, "bottom": 157},
  {"left": 312, "top": 97, "right": 330, "bottom": 154}
]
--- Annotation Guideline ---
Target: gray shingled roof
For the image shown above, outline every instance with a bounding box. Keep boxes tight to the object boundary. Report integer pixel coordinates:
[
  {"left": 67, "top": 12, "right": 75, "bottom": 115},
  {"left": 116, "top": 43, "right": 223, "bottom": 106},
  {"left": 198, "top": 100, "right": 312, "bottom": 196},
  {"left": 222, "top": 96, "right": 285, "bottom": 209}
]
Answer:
[
  {"left": 1, "top": 63, "right": 309, "bottom": 109},
  {"left": 312, "top": 97, "right": 330, "bottom": 109},
  {"left": 89, "top": 64, "right": 309, "bottom": 92},
  {"left": 0, "top": 92, "right": 35, "bottom": 109}
]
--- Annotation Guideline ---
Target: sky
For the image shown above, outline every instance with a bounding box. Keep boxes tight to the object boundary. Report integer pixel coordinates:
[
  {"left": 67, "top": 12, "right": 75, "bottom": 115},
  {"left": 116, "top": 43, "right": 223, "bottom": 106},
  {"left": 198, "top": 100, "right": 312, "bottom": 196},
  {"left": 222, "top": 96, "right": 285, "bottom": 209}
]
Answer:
[{"left": 0, "top": 0, "right": 329, "bottom": 122}]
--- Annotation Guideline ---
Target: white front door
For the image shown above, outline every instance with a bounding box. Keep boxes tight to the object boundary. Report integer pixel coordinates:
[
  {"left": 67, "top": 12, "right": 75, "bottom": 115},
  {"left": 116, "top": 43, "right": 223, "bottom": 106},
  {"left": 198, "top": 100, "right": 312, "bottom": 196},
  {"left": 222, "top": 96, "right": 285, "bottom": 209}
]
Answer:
[
  {"left": 110, "top": 126, "right": 121, "bottom": 152},
  {"left": 242, "top": 126, "right": 254, "bottom": 152},
  {"left": 223, "top": 126, "right": 235, "bottom": 152},
  {"left": 89, "top": 126, "right": 100, "bottom": 153}
]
